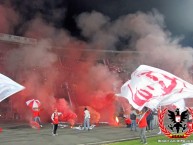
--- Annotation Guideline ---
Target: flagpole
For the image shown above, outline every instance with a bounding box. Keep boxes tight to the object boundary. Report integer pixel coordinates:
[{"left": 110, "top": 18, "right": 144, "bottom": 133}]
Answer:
[
  {"left": 65, "top": 82, "right": 73, "bottom": 107},
  {"left": 138, "top": 109, "right": 149, "bottom": 124}
]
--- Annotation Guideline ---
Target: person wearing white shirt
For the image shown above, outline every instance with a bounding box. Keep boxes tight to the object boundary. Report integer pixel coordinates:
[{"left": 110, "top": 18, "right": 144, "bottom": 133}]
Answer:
[
  {"left": 84, "top": 107, "right": 90, "bottom": 130},
  {"left": 51, "top": 108, "right": 62, "bottom": 136}
]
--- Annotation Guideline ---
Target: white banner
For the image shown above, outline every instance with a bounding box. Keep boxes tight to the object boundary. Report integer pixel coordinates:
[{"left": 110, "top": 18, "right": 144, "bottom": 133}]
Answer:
[
  {"left": 120, "top": 65, "right": 193, "bottom": 110},
  {"left": 0, "top": 73, "right": 25, "bottom": 102}
]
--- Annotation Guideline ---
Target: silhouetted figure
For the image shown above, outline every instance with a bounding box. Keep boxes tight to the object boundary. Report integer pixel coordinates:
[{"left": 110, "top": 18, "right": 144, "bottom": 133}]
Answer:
[{"left": 168, "top": 108, "right": 188, "bottom": 133}]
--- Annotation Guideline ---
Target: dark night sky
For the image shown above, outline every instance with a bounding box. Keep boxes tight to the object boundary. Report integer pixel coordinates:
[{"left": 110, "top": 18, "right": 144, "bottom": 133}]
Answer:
[{"left": 1, "top": 0, "right": 193, "bottom": 47}]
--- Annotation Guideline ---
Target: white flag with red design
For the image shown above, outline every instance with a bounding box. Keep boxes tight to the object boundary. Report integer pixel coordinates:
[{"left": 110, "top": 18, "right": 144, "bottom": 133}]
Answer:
[{"left": 120, "top": 65, "right": 193, "bottom": 111}]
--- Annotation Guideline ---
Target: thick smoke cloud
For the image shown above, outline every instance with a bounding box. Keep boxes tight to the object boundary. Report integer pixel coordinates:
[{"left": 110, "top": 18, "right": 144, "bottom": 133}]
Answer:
[
  {"left": 1, "top": 6, "right": 122, "bottom": 125},
  {"left": 77, "top": 10, "right": 193, "bottom": 80},
  {"left": 76, "top": 10, "right": 193, "bottom": 108}
]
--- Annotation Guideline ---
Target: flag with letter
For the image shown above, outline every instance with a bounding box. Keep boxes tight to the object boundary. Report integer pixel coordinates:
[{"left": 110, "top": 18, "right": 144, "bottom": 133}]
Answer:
[
  {"left": 120, "top": 65, "right": 193, "bottom": 110},
  {"left": 0, "top": 73, "right": 25, "bottom": 102}
]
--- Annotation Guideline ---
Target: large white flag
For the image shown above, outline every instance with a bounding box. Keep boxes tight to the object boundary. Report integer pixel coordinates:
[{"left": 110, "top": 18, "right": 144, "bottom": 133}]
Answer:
[
  {"left": 0, "top": 73, "right": 25, "bottom": 102},
  {"left": 172, "top": 99, "right": 186, "bottom": 112},
  {"left": 120, "top": 65, "right": 193, "bottom": 111}
]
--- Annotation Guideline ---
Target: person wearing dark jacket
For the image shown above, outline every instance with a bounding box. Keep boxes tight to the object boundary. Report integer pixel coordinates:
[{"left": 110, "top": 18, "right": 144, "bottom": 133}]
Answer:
[
  {"left": 146, "top": 110, "right": 154, "bottom": 132},
  {"left": 130, "top": 109, "right": 138, "bottom": 131}
]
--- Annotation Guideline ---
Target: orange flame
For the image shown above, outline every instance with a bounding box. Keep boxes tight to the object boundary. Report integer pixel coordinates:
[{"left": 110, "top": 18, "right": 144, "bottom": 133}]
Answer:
[{"left": 115, "top": 116, "right": 119, "bottom": 124}]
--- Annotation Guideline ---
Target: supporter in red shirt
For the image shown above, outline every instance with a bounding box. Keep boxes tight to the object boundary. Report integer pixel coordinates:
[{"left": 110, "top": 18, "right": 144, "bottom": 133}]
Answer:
[
  {"left": 138, "top": 107, "right": 151, "bottom": 144},
  {"left": 51, "top": 108, "right": 63, "bottom": 136},
  {"left": 32, "top": 107, "right": 42, "bottom": 127},
  {"left": 125, "top": 118, "right": 131, "bottom": 128}
]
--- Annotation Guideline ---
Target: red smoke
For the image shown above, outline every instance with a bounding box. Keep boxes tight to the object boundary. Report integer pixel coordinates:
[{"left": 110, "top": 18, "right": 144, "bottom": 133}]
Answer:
[
  {"left": 0, "top": 14, "right": 123, "bottom": 125},
  {"left": 8, "top": 49, "right": 122, "bottom": 125},
  {"left": 4, "top": 4, "right": 193, "bottom": 127}
]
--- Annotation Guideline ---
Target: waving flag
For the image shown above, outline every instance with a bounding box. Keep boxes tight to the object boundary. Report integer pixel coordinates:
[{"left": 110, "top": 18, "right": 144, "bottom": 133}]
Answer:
[
  {"left": 26, "top": 99, "right": 41, "bottom": 109},
  {"left": 0, "top": 73, "right": 25, "bottom": 102},
  {"left": 120, "top": 65, "right": 193, "bottom": 111},
  {"left": 172, "top": 99, "right": 186, "bottom": 112}
]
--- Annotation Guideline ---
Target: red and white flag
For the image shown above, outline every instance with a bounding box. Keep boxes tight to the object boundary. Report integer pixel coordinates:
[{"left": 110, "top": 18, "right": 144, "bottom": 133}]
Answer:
[
  {"left": 120, "top": 65, "right": 193, "bottom": 111},
  {"left": 26, "top": 99, "right": 41, "bottom": 109}
]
